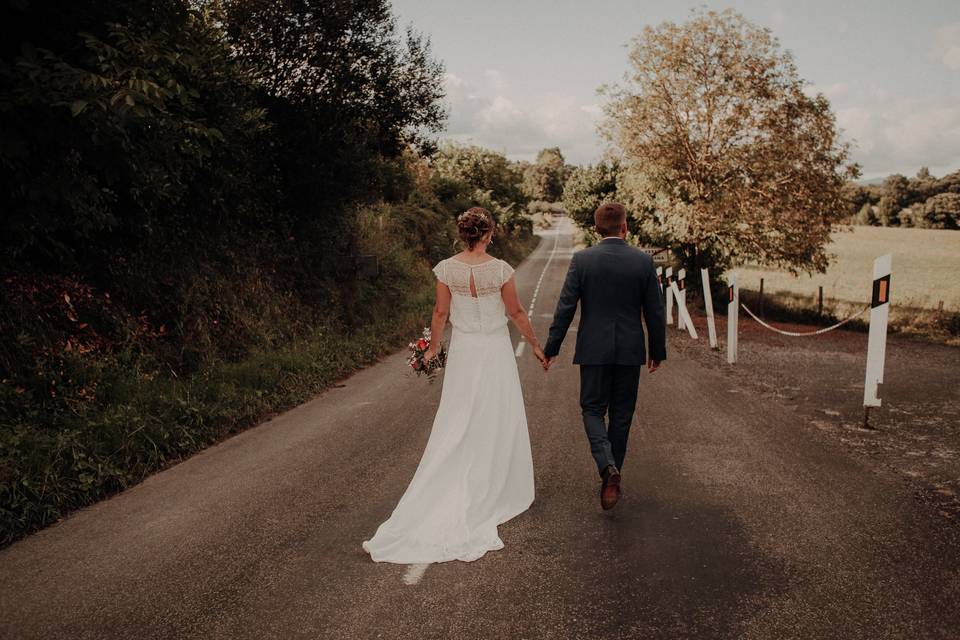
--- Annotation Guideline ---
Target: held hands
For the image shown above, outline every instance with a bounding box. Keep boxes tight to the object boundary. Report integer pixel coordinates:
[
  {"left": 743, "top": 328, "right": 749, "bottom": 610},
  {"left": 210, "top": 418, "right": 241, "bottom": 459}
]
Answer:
[
  {"left": 531, "top": 343, "right": 553, "bottom": 372},
  {"left": 532, "top": 344, "right": 548, "bottom": 369},
  {"left": 647, "top": 359, "right": 661, "bottom": 373}
]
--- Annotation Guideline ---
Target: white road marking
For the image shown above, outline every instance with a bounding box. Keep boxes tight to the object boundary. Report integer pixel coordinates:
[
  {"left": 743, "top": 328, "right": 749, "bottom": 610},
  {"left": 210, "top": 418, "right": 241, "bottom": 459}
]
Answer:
[
  {"left": 403, "top": 563, "right": 430, "bottom": 585},
  {"left": 516, "top": 221, "right": 564, "bottom": 358}
]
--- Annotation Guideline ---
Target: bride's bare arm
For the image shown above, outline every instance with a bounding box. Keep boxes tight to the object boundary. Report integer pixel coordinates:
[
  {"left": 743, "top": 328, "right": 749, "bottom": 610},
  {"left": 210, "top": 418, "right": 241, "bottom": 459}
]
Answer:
[
  {"left": 424, "top": 281, "right": 451, "bottom": 361},
  {"left": 501, "top": 277, "right": 546, "bottom": 363}
]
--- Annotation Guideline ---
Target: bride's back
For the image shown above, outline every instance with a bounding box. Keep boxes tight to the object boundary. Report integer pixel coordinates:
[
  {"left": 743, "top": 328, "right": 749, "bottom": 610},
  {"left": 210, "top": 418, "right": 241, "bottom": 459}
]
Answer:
[{"left": 433, "top": 256, "right": 515, "bottom": 334}]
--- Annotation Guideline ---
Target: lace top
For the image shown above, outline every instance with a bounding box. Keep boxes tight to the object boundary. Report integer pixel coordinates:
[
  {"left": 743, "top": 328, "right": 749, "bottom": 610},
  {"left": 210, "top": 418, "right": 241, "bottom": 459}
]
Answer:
[{"left": 433, "top": 257, "right": 516, "bottom": 334}]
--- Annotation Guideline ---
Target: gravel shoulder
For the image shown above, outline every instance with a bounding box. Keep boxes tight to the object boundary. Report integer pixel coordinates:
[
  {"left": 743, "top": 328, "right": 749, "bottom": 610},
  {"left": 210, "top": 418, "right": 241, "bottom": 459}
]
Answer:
[{"left": 678, "top": 310, "right": 960, "bottom": 524}]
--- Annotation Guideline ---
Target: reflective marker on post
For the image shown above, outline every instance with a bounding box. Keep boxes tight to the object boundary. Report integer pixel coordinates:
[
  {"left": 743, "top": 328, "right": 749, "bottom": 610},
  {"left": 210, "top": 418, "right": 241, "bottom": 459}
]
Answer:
[
  {"left": 727, "top": 271, "right": 739, "bottom": 364},
  {"left": 701, "top": 268, "right": 718, "bottom": 349},
  {"left": 863, "top": 255, "right": 892, "bottom": 409},
  {"left": 665, "top": 267, "right": 674, "bottom": 326}
]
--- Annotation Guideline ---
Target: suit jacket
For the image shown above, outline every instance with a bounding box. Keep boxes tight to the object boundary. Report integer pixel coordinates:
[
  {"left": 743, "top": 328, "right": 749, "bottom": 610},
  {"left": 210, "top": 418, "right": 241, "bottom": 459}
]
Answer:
[{"left": 544, "top": 237, "right": 667, "bottom": 366}]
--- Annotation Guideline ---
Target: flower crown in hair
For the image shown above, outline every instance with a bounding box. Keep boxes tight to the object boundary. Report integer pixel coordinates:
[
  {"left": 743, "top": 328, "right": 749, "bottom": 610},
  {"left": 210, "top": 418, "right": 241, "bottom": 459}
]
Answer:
[{"left": 458, "top": 210, "right": 492, "bottom": 225}]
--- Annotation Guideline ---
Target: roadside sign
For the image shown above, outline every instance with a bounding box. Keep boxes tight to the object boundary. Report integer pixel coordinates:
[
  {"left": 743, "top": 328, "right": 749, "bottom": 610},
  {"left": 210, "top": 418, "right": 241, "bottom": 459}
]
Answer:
[{"left": 639, "top": 247, "right": 672, "bottom": 263}]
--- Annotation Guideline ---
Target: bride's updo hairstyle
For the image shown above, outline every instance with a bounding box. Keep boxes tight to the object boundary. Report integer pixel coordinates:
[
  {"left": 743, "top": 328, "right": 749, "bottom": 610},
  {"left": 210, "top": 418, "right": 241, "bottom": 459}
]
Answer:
[{"left": 457, "top": 207, "right": 494, "bottom": 250}]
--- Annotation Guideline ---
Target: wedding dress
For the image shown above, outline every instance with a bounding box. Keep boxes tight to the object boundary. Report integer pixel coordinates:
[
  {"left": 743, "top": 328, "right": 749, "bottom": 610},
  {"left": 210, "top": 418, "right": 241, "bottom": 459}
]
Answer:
[{"left": 361, "top": 256, "right": 535, "bottom": 563}]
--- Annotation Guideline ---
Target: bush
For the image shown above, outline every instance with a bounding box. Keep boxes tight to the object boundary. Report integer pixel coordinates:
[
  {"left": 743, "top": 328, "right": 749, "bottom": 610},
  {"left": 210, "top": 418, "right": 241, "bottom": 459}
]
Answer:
[{"left": 0, "top": 1, "right": 542, "bottom": 546}]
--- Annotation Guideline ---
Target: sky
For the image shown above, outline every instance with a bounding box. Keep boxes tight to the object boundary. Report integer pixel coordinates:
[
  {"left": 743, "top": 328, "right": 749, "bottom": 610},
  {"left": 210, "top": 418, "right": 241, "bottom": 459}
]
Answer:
[{"left": 391, "top": 0, "right": 960, "bottom": 180}]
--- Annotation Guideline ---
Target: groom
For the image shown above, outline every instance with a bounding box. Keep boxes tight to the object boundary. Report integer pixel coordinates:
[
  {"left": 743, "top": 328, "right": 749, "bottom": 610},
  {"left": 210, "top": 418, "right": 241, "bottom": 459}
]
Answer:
[{"left": 543, "top": 202, "right": 666, "bottom": 510}]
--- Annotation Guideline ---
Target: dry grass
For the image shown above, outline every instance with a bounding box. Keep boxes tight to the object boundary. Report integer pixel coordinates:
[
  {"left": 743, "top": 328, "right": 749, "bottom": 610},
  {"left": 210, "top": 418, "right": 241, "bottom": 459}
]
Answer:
[{"left": 732, "top": 226, "right": 960, "bottom": 312}]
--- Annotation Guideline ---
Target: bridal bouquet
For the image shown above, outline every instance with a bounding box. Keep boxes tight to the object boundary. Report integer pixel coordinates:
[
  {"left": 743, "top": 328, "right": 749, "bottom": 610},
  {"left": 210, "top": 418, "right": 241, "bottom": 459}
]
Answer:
[{"left": 407, "top": 326, "right": 447, "bottom": 383}]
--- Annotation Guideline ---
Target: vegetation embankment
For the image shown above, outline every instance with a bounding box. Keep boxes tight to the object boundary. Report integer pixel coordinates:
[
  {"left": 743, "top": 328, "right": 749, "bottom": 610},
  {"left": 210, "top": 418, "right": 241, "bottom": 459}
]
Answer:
[{"left": 0, "top": 1, "right": 540, "bottom": 545}]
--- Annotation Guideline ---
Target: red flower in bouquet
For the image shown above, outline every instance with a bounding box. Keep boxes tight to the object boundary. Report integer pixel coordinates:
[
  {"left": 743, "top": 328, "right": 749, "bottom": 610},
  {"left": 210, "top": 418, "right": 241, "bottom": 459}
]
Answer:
[{"left": 407, "top": 327, "right": 447, "bottom": 383}]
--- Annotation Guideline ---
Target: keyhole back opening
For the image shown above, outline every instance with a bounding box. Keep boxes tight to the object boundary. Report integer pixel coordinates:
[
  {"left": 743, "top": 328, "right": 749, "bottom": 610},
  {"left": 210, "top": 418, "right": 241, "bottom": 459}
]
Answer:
[{"left": 469, "top": 269, "right": 478, "bottom": 298}]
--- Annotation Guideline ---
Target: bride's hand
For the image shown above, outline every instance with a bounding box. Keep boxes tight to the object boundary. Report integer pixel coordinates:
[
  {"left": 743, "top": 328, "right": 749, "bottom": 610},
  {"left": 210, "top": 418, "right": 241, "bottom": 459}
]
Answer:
[
  {"left": 423, "top": 347, "right": 438, "bottom": 363},
  {"left": 532, "top": 344, "right": 547, "bottom": 365}
]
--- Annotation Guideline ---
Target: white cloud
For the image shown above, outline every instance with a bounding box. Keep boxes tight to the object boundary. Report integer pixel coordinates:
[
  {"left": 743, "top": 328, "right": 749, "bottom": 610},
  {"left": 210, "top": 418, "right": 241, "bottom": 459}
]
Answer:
[
  {"left": 805, "top": 82, "right": 849, "bottom": 100},
  {"left": 767, "top": 0, "right": 786, "bottom": 33},
  {"left": 441, "top": 69, "right": 960, "bottom": 177},
  {"left": 769, "top": 8, "right": 785, "bottom": 32},
  {"left": 836, "top": 95, "right": 960, "bottom": 177},
  {"left": 482, "top": 69, "right": 507, "bottom": 91},
  {"left": 930, "top": 22, "right": 960, "bottom": 70},
  {"left": 440, "top": 70, "right": 604, "bottom": 164},
  {"left": 943, "top": 46, "right": 960, "bottom": 71}
]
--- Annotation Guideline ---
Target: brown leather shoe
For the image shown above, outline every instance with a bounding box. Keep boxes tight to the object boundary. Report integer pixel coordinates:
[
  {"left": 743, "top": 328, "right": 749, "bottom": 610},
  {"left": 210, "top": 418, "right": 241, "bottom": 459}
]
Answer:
[{"left": 600, "top": 465, "right": 621, "bottom": 510}]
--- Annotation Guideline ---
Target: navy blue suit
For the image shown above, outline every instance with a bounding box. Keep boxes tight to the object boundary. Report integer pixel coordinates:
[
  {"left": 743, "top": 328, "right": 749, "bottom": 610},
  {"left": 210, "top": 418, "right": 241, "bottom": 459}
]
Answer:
[{"left": 544, "top": 236, "right": 667, "bottom": 475}]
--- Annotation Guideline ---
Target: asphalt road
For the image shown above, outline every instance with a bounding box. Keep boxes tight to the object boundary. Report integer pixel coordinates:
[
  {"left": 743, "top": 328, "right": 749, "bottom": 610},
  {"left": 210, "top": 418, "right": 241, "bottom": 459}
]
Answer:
[{"left": 1, "top": 217, "right": 958, "bottom": 640}]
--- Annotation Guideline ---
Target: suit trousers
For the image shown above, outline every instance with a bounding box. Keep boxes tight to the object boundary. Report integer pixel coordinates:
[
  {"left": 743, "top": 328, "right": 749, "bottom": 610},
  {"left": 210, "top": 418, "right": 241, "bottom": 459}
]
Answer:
[{"left": 578, "top": 364, "right": 642, "bottom": 476}]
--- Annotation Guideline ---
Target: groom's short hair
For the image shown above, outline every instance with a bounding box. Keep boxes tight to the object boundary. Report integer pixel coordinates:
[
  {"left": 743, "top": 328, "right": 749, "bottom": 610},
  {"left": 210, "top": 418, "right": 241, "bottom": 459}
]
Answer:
[{"left": 594, "top": 202, "right": 627, "bottom": 236}]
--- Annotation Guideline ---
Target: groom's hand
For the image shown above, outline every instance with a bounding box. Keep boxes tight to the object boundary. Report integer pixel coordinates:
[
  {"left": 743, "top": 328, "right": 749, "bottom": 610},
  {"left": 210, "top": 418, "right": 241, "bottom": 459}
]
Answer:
[
  {"left": 647, "top": 359, "right": 661, "bottom": 373},
  {"left": 543, "top": 356, "right": 555, "bottom": 371}
]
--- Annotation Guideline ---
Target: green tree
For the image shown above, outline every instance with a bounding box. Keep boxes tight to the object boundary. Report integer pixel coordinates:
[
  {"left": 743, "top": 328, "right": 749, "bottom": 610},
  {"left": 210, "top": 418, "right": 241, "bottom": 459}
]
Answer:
[
  {"left": 877, "top": 174, "right": 909, "bottom": 226},
  {"left": 877, "top": 196, "right": 898, "bottom": 226},
  {"left": 0, "top": 1, "right": 267, "bottom": 269},
  {"left": 215, "top": 0, "right": 446, "bottom": 253},
  {"left": 430, "top": 142, "right": 526, "bottom": 207},
  {"left": 855, "top": 202, "right": 878, "bottom": 226},
  {"left": 921, "top": 193, "right": 960, "bottom": 229},
  {"left": 561, "top": 161, "right": 623, "bottom": 229},
  {"left": 522, "top": 147, "right": 567, "bottom": 202},
  {"left": 601, "top": 8, "right": 859, "bottom": 274}
]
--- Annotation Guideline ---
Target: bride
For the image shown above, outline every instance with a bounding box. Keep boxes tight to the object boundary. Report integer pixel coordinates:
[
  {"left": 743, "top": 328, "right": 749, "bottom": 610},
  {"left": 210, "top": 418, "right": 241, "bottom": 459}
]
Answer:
[{"left": 362, "top": 207, "right": 546, "bottom": 563}]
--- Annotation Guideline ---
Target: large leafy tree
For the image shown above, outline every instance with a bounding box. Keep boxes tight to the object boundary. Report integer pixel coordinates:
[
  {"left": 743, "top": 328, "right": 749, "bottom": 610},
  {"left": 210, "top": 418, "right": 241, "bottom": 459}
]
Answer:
[
  {"left": 0, "top": 0, "right": 267, "bottom": 269},
  {"left": 522, "top": 147, "right": 567, "bottom": 202},
  {"left": 430, "top": 142, "right": 526, "bottom": 208},
  {"left": 216, "top": 0, "right": 446, "bottom": 229},
  {"left": 561, "top": 160, "right": 623, "bottom": 230},
  {"left": 920, "top": 193, "right": 960, "bottom": 229},
  {"left": 601, "top": 8, "right": 859, "bottom": 274}
]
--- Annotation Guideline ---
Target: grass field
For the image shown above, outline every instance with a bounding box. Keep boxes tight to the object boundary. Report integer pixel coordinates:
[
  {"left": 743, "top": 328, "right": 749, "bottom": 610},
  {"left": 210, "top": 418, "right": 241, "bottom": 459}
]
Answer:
[{"left": 732, "top": 226, "right": 960, "bottom": 312}]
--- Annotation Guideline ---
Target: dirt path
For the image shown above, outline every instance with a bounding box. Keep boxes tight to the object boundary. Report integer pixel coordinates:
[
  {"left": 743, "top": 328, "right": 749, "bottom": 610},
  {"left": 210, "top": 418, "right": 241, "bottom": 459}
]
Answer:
[{"left": 1, "top": 217, "right": 958, "bottom": 639}]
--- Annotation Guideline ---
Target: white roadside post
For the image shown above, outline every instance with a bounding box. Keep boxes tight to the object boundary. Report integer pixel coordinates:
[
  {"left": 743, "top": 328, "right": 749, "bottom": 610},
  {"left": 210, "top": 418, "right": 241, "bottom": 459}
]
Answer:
[
  {"left": 701, "top": 268, "right": 718, "bottom": 349},
  {"left": 727, "top": 271, "right": 739, "bottom": 364},
  {"left": 665, "top": 267, "right": 674, "bottom": 326},
  {"left": 667, "top": 277, "right": 698, "bottom": 339},
  {"left": 862, "top": 254, "right": 892, "bottom": 428},
  {"left": 677, "top": 268, "right": 687, "bottom": 330}
]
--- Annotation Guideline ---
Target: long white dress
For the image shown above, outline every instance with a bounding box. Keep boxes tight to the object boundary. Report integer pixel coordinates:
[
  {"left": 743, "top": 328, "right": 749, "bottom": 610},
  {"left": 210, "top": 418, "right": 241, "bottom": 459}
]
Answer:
[{"left": 361, "top": 256, "right": 535, "bottom": 563}]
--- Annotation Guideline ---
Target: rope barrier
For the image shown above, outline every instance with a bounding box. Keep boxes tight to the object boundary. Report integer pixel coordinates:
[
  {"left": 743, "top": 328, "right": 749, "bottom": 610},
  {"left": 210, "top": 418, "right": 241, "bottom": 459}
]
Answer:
[{"left": 739, "top": 302, "right": 869, "bottom": 337}]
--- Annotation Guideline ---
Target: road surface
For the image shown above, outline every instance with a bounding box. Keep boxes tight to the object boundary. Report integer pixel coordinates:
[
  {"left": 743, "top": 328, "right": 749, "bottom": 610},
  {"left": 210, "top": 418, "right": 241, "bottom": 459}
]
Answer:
[{"left": 1, "top": 217, "right": 958, "bottom": 639}]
